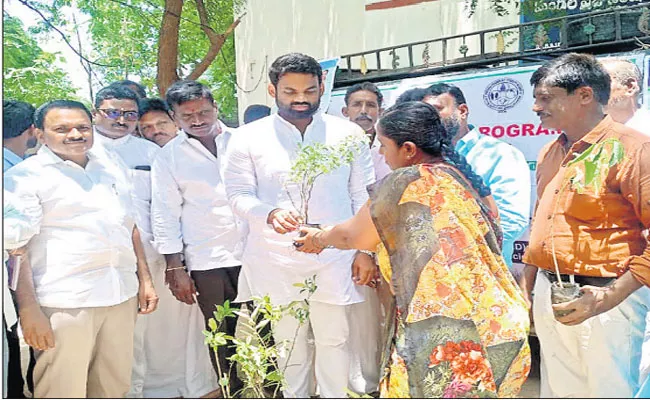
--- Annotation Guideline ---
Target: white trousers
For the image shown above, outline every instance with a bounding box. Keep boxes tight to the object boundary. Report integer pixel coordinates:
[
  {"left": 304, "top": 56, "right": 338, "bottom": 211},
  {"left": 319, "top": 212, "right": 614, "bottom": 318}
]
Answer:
[
  {"left": 534, "top": 270, "right": 647, "bottom": 398},
  {"left": 347, "top": 286, "right": 382, "bottom": 394},
  {"left": 640, "top": 312, "right": 650, "bottom": 383},
  {"left": 274, "top": 301, "right": 350, "bottom": 398},
  {"left": 128, "top": 258, "right": 218, "bottom": 398}
]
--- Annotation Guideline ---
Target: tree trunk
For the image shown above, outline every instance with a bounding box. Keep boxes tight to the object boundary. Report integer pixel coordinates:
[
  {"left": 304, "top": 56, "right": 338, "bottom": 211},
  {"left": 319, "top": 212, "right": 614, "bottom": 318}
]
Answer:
[{"left": 156, "top": 0, "right": 183, "bottom": 96}]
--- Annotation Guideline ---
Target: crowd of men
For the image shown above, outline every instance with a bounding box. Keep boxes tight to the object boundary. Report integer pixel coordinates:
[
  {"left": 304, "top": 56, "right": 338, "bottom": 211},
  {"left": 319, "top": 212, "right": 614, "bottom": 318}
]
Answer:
[{"left": 2, "top": 51, "right": 650, "bottom": 399}]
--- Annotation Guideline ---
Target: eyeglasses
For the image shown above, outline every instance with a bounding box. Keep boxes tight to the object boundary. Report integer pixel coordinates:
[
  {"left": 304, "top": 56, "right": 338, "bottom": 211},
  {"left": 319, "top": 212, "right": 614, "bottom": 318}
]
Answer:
[{"left": 98, "top": 108, "right": 139, "bottom": 121}]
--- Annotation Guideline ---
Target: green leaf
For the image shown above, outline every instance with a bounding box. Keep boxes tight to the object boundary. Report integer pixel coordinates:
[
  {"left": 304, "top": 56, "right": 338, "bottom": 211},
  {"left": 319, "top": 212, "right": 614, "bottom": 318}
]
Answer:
[
  {"left": 208, "top": 318, "right": 218, "bottom": 332},
  {"left": 267, "top": 370, "right": 283, "bottom": 382}
]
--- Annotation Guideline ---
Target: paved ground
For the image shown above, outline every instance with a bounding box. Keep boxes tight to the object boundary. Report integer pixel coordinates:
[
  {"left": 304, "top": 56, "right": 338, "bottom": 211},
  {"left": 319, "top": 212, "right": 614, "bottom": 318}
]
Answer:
[{"left": 519, "top": 335, "right": 541, "bottom": 399}]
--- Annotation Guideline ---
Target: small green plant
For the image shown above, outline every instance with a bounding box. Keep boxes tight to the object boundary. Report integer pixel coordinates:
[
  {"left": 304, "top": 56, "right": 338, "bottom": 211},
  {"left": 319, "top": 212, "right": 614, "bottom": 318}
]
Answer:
[
  {"left": 285, "top": 135, "right": 368, "bottom": 223},
  {"left": 203, "top": 276, "right": 318, "bottom": 398}
]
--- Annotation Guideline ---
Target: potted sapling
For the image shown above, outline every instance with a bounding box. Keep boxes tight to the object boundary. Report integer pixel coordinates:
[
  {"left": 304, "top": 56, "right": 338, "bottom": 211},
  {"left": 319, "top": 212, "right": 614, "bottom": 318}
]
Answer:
[
  {"left": 284, "top": 135, "right": 368, "bottom": 238},
  {"left": 549, "top": 138, "right": 624, "bottom": 318}
]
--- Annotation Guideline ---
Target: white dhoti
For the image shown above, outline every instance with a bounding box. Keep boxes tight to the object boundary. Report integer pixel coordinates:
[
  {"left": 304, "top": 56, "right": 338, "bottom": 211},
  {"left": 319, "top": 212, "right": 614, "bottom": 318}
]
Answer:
[
  {"left": 347, "top": 285, "right": 382, "bottom": 394},
  {"left": 128, "top": 257, "right": 218, "bottom": 398},
  {"left": 534, "top": 270, "right": 648, "bottom": 398}
]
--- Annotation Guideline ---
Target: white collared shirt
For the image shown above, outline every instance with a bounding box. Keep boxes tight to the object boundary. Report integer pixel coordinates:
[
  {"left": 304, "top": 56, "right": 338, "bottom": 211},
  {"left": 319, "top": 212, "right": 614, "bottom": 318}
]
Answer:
[
  {"left": 93, "top": 131, "right": 161, "bottom": 262},
  {"left": 3, "top": 146, "right": 139, "bottom": 308},
  {"left": 626, "top": 108, "right": 650, "bottom": 137},
  {"left": 370, "top": 135, "right": 392, "bottom": 181},
  {"left": 151, "top": 124, "right": 243, "bottom": 271},
  {"left": 224, "top": 113, "right": 376, "bottom": 306}
]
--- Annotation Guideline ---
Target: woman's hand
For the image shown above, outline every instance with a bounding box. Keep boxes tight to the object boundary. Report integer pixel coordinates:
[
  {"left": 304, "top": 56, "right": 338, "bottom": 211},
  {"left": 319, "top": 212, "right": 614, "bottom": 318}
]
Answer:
[{"left": 293, "top": 227, "right": 325, "bottom": 254}]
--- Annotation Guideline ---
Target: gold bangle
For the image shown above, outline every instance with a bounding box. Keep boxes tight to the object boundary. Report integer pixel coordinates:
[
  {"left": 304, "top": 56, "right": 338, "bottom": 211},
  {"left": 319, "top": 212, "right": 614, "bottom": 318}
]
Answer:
[{"left": 165, "top": 266, "right": 185, "bottom": 272}]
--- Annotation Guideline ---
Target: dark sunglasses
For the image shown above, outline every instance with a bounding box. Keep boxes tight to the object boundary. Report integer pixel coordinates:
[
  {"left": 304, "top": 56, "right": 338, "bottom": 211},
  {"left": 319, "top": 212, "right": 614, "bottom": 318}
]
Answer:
[{"left": 98, "top": 108, "right": 139, "bottom": 121}]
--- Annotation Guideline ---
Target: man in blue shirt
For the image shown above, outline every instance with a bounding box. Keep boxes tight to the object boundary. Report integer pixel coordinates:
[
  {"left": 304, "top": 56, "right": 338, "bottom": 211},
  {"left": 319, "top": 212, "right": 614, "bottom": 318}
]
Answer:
[
  {"left": 3, "top": 100, "right": 37, "bottom": 172},
  {"left": 425, "top": 83, "right": 531, "bottom": 272}
]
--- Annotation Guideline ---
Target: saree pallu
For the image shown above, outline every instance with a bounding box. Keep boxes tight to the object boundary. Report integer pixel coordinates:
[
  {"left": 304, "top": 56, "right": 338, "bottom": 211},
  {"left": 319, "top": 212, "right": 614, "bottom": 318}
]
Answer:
[{"left": 369, "top": 164, "right": 531, "bottom": 398}]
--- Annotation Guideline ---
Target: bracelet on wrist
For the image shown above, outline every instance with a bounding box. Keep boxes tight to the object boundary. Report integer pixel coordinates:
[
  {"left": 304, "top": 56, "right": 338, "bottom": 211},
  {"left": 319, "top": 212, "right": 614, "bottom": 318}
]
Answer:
[
  {"left": 359, "top": 250, "right": 375, "bottom": 258},
  {"left": 165, "top": 266, "right": 186, "bottom": 272}
]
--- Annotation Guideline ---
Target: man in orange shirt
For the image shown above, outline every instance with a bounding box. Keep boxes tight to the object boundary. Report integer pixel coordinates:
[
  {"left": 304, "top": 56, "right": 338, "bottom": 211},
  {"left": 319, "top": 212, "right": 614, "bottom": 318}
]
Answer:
[{"left": 520, "top": 53, "right": 650, "bottom": 398}]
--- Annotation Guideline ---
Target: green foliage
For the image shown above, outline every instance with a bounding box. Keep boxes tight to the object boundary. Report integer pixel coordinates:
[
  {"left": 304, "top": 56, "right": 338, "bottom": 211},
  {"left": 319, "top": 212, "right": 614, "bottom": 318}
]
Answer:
[
  {"left": 285, "top": 135, "right": 369, "bottom": 222},
  {"left": 3, "top": 14, "right": 79, "bottom": 106},
  {"left": 203, "top": 276, "right": 318, "bottom": 398},
  {"left": 19, "top": 0, "right": 244, "bottom": 120},
  {"left": 567, "top": 138, "right": 625, "bottom": 194}
]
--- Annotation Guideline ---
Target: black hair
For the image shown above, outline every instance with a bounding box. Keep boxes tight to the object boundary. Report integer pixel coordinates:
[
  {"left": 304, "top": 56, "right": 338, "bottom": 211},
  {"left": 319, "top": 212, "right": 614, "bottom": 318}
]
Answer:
[
  {"left": 3, "top": 100, "right": 36, "bottom": 139},
  {"left": 138, "top": 98, "right": 172, "bottom": 119},
  {"left": 426, "top": 83, "right": 467, "bottom": 105},
  {"left": 344, "top": 82, "right": 384, "bottom": 107},
  {"left": 165, "top": 80, "right": 214, "bottom": 109},
  {"left": 110, "top": 79, "right": 147, "bottom": 98},
  {"left": 268, "top": 53, "right": 322, "bottom": 87},
  {"left": 394, "top": 88, "right": 430, "bottom": 104},
  {"left": 34, "top": 100, "right": 92, "bottom": 130},
  {"left": 243, "top": 104, "right": 271, "bottom": 124},
  {"left": 378, "top": 101, "right": 491, "bottom": 197},
  {"left": 94, "top": 85, "right": 139, "bottom": 109},
  {"left": 530, "top": 53, "right": 611, "bottom": 106}
]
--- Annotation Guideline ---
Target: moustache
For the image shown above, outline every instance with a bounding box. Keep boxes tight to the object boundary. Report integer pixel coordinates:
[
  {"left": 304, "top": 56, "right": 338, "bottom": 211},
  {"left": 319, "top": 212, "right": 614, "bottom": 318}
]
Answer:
[
  {"left": 63, "top": 138, "right": 87, "bottom": 144},
  {"left": 112, "top": 122, "right": 129, "bottom": 128},
  {"left": 354, "top": 115, "right": 373, "bottom": 122},
  {"left": 190, "top": 123, "right": 208, "bottom": 129},
  {"left": 536, "top": 112, "right": 551, "bottom": 118},
  {"left": 291, "top": 102, "right": 313, "bottom": 107}
]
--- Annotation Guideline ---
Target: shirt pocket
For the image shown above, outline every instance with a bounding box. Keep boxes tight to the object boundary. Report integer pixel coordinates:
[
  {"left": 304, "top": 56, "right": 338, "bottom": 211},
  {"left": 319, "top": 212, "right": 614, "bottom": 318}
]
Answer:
[{"left": 562, "top": 189, "right": 605, "bottom": 225}]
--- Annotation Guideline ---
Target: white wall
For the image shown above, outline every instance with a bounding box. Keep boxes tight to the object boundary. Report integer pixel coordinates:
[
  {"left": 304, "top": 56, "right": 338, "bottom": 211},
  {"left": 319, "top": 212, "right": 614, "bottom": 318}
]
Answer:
[{"left": 234, "top": 0, "right": 519, "bottom": 121}]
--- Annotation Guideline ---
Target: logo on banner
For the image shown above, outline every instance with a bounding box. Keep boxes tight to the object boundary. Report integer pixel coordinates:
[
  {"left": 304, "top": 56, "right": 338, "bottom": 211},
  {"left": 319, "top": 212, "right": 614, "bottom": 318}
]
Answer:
[{"left": 483, "top": 78, "right": 524, "bottom": 113}]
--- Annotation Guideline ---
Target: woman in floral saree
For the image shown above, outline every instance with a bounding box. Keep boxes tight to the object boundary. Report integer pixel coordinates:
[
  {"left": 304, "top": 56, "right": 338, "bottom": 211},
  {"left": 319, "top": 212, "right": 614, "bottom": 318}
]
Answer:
[{"left": 295, "top": 102, "right": 530, "bottom": 398}]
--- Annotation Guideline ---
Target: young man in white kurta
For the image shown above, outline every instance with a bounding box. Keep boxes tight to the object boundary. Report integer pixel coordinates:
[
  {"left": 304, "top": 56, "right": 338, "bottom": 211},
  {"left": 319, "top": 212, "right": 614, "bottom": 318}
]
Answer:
[
  {"left": 224, "top": 53, "right": 375, "bottom": 398},
  {"left": 92, "top": 85, "right": 217, "bottom": 398}
]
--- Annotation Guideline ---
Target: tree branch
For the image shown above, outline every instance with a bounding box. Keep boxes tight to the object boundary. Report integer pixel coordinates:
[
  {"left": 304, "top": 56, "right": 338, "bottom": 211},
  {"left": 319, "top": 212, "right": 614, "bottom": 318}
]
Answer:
[
  {"left": 106, "top": 0, "right": 159, "bottom": 30},
  {"left": 17, "top": 0, "right": 119, "bottom": 68},
  {"left": 72, "top": 13, "right": 94, "bottom": 102},
  {"left": 186, "top": 8, "right": 245, "bottom": 81}
]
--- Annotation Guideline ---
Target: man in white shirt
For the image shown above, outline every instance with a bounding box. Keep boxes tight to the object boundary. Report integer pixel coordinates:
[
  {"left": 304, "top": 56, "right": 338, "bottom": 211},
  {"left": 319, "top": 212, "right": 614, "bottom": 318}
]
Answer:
[
  {"left": 602, "top": 59, "right": 650, "bottom": 136},
  {"left": 224, "top": 53, "right": 375, "bottom": 398},
  {"left": 137, "top": 98, "right": 179, "bottom": 147},
  {"left": 3, "top": 100, "right": 158, "bottom": 398},
  {"left": 151, "top": 80, "right": 244, "bottom": 393},
  {"left": 340, "top": 82, "right": 385, "bottom": 395},
  {"left": 92, "top": 85, "right": 218, "bottom": 398},
  {"left": 602, "top": 58, "right": 650, "bottom": 397}
]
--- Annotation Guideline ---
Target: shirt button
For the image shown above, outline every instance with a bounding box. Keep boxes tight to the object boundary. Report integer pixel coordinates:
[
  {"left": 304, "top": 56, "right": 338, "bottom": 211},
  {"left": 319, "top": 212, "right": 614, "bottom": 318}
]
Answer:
[
  {"left": 554, "top": 189, "right": 560, "bottom": 194},
  {"left": 547, "top": 215, "right": 552, "bottom": 220}
]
